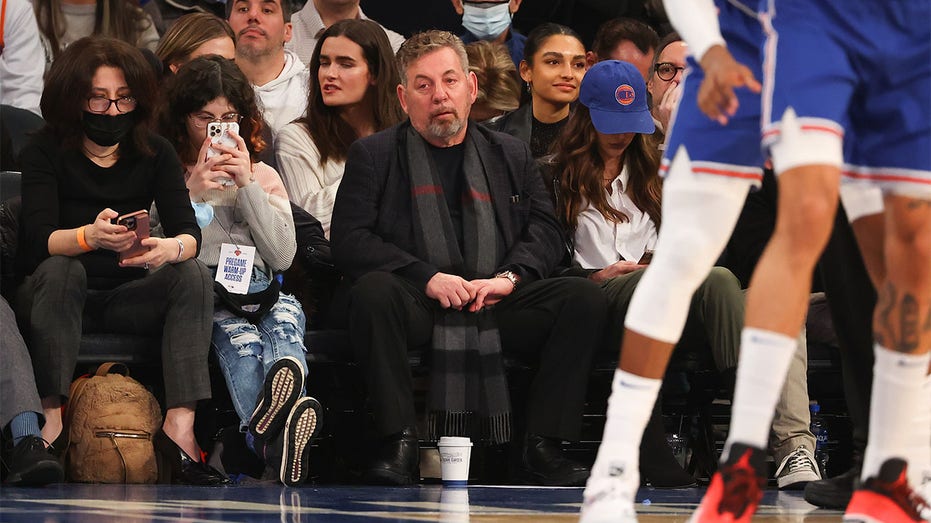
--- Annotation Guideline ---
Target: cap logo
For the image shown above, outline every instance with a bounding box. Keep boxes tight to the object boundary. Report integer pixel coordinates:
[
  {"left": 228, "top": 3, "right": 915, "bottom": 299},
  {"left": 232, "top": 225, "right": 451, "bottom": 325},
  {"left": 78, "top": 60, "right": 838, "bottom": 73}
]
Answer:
[{"left": 616, "top": 84, "right": 635, "bottom": 106}]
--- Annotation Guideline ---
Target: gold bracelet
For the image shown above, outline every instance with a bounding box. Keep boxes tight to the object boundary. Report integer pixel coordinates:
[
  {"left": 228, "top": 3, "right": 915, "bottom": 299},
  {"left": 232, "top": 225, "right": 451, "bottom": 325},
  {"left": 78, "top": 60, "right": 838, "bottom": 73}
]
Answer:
[{"left": 76, "top": 226, "right": 93, "bottom": 252}]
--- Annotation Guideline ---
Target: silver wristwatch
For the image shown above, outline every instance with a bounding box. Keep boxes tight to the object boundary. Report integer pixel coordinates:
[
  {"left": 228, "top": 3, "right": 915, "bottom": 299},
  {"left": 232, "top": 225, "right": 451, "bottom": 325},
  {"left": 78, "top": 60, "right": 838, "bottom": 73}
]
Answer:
[{"left": 494, "top": 270, "right": 520, "bottom": 290}]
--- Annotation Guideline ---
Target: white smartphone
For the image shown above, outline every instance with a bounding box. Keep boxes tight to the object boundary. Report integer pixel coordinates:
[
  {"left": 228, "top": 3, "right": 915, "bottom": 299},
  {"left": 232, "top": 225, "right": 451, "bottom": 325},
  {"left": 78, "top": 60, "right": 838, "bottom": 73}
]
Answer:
[
  {"left": 206, "top": 121, "right": 238, "bottom": 156},
  {"left": 206, "top": 121, "right": 239, "bottom": 186}
]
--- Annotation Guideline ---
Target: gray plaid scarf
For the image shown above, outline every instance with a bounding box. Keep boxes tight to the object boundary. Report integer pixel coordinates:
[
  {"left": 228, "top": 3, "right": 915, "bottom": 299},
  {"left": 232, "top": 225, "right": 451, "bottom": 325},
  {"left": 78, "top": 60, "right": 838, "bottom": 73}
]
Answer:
[{"left": 405, "top": 126, "right": 512, "bottom": 445}]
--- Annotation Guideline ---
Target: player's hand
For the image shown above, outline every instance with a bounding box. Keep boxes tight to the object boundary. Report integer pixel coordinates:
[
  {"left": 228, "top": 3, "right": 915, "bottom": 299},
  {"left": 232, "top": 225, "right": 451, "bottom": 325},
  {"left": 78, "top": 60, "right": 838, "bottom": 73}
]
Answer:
[
  {"left": 698, "top": 44, "right": 762, "bottom": 125},
  {"left": 589, "top": 260, "right": 646, "bottom": 283},
  {"left": 467, "top": 277, "right": 514, "bottom": 312},
  {"left": 425, "top": 272, "right": 477, "bottom": 310}
]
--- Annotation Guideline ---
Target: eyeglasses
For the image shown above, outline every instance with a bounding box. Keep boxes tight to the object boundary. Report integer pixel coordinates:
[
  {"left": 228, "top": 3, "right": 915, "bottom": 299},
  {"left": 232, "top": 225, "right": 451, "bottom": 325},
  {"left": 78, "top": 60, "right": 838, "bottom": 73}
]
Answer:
[
  {"left": 188, "top": 112, "right": 244, "bottom": 128},
  {"left": 654, "top": 62, "right": 685, "bottom": 81},
  {"left": 87, "top": 96, "right": 137, "bottom": 113}
]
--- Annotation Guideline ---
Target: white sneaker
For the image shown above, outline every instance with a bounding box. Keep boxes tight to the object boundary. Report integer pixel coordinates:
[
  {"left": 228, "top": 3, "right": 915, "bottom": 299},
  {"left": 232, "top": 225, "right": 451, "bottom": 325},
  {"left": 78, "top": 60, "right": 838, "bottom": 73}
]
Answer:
[
  {"left": 579, "top": 469, "right": 639, "bottom": 523},
  {"left": 775, "top": 446, "right": 822, "bottom": 490}
]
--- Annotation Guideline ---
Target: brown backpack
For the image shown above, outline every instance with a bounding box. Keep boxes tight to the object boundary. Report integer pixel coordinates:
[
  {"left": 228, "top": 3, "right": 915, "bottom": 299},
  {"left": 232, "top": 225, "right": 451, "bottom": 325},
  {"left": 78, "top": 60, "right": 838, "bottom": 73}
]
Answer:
[{"left": 63, "top": 363, "right": 163, "bottom": 483}]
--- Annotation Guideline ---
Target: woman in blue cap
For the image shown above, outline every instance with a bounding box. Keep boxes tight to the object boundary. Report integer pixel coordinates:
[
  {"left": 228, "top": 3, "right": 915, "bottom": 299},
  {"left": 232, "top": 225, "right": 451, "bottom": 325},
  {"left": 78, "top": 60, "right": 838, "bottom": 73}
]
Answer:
[{"left": 546, "top": 59, "right": 745, "bottom": 489}]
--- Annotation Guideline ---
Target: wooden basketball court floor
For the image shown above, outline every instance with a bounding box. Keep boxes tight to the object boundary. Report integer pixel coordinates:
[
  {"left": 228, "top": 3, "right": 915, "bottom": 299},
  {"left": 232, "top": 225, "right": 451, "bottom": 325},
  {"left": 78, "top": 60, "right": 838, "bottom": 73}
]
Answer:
[{"left": 0, "top": 484, "right": 843, "bottom": 522}]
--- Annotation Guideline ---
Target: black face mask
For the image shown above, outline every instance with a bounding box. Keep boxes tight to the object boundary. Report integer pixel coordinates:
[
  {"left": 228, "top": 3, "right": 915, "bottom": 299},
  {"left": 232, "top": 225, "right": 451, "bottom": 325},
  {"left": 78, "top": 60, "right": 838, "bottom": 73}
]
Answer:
[{"left": 81, "top": 112, "right": 134, "bottom": 147}]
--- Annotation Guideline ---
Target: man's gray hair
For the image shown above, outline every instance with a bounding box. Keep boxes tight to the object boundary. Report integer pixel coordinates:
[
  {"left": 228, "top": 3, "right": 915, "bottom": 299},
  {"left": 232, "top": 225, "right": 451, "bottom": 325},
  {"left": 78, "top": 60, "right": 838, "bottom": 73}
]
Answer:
[{"left": 396, "top": 30, "right": 469, "bottom": 86}]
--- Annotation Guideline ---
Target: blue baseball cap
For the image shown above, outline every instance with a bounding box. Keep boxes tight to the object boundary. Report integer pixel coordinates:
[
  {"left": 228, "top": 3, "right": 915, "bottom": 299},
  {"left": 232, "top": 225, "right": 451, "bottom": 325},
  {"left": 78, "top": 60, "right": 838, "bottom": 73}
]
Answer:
[{"left": 579, "top": 60, "right": 655, "bottom": 135}]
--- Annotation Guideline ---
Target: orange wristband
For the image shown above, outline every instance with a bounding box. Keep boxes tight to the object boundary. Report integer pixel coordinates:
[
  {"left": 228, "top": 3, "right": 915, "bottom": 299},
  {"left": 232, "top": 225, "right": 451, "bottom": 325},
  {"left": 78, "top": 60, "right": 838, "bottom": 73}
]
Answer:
[{"left": 76, "top": 225, "right": 93, "bottom": 252}]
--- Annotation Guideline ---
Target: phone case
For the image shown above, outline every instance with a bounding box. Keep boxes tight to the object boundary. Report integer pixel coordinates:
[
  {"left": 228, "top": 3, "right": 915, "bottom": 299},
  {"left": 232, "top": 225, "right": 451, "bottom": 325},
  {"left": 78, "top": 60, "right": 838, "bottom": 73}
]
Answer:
[
  {"left": 116, "top": 210, "right": 151, "bottom": 263},
  {"left": 206, "top": 122, "right": 239, "bottom": 159}
]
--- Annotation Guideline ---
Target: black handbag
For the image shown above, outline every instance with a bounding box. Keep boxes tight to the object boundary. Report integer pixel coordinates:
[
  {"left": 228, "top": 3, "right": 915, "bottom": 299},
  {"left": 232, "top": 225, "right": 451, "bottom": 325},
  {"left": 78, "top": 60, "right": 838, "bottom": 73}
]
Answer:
[{"left": 213, "top": 277, "right": 281, "bottom": 323}]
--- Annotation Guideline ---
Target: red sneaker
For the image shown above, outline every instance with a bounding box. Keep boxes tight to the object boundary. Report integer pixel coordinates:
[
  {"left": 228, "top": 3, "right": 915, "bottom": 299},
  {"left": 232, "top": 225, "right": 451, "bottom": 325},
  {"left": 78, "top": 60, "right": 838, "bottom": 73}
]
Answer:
[
  {"left": 689, "top": 443, "right": 767, "bottom": 523},
  {"left": 844, "top": 458, "right": 929, "bottom": 523}
]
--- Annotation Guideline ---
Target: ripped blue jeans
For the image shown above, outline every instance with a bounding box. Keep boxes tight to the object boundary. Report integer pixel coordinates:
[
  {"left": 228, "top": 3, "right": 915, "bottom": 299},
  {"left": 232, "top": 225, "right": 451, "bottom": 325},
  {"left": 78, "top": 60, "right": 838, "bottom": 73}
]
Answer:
[{"left": 211, "top": 268, "right": 308, "bottom": 431}]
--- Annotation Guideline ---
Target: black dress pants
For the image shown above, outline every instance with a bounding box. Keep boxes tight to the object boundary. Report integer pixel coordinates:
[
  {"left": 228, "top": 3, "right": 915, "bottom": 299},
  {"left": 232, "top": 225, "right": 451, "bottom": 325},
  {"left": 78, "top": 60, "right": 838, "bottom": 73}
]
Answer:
[
  {"left": 346, "top": 272, "right": 607, "bottom": 441},
  {"left": 15, "top": 256, "right": 214, "bottom": 408}
]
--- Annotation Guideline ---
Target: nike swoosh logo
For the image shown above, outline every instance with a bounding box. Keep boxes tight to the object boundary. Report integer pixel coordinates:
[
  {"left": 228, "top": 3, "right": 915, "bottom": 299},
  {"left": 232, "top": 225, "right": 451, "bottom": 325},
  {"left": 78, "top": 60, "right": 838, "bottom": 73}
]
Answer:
[{"left": 619, "top": 380, "right": 652, "bottom": 390}]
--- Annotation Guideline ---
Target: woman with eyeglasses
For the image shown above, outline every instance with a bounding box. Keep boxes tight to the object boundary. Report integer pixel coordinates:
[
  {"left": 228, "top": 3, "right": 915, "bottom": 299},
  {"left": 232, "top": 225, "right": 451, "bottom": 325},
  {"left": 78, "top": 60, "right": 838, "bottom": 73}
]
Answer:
[
  {"left": 159, "top": 54, "right": 322, "bottom": 486},
  {"left": 647, "top": 32, "right": 687, "bottom": 139},
  {"left": 15, "top": 37, "right": 226, "bottom": 485},
  {"left": 275, "top": 19, "right": 403, "bottom": 239},
  {"left": 490, "top": 23, "right": 587, "bottom": 159}
]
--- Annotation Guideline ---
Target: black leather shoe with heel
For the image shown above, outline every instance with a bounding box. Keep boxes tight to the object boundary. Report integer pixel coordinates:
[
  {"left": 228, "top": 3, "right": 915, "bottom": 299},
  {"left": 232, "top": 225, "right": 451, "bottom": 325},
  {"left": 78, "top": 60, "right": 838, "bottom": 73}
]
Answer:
[{"left": 153, "top": 429, "right": 231, "bottom": 486}]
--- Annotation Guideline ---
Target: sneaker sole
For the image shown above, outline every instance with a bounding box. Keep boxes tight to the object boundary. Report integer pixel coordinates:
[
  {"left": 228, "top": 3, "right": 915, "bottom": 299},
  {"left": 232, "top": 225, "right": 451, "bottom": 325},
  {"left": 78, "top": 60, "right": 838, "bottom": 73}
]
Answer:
[
  {"left": 778, "top": 469, "right": 822, "bottom": 490},
  {"left": 280, "top": 396, "right": 322, "bottom": 486},
  {"left": 249, "top": 356, "right": 305, "bottom": 442}
]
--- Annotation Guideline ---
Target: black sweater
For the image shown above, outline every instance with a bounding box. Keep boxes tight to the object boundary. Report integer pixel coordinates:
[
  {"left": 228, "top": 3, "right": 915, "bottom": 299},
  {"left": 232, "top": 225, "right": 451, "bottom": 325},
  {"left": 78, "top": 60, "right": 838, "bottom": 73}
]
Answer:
[{"left": 18, "top": 130, "right": 200, "bottom": 288}]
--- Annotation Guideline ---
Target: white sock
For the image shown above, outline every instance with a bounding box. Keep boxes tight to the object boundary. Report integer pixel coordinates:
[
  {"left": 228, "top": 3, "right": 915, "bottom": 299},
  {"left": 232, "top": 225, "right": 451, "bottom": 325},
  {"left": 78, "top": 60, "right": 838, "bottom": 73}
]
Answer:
[
  {"left": 725, "top": 327, "right": 797, "bottom": 456},
  {"left": 588, "top": 370, "right": 661, "bottom": 486},
  {"left": 861, "top": 345, "right": 930, "bottom": 482}
]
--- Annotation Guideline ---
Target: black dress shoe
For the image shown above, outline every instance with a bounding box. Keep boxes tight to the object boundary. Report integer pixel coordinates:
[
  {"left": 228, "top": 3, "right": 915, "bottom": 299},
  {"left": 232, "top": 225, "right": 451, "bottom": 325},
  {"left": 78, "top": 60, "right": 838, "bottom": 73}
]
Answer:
[
  {"left": 804, "top": 460, "right": 861, "bottom": 509},
  {"left": 363, "top": 427, "right": 419, "bottom": 486},
  {"left": 520, "top": 434, "right": 590, "bottom": 486},
  {"left": 639, "top": 407, "right": 696, "bottom": 488},
  {"left": 153, "top": 430, "right": 231, "bottom": 486},
  {"left": 4, "top": 436, "right": 64, "bottom": 486}
]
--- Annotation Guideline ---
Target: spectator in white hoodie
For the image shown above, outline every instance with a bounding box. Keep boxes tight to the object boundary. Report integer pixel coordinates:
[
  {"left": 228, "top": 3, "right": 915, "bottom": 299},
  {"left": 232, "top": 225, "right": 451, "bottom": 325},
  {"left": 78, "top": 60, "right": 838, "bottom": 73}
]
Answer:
[
  {"left": 0, "top": 0, "right": 45, "bottom": 116},
  {"left": 228, "top": 0, "right": 309, "bottom": 140}
]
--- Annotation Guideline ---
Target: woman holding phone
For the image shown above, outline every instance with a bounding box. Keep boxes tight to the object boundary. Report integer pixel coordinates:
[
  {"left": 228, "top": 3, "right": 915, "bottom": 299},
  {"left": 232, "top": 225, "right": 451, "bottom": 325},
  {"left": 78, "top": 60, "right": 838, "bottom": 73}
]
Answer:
[
  {"left": 16, "top": 37, "right": 227, "bottom": 485},
  {"left": 547, "top": 60, "right": 745, "bottom": 488},
  {"left": 159, "top": 55, "right": 322, "bottom": 487}
]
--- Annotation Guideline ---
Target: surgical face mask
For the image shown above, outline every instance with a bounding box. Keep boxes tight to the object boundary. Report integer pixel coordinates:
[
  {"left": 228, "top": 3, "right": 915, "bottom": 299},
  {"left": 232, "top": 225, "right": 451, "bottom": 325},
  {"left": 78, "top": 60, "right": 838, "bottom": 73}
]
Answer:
[
  {"left": 81, "top": 112, "right": 134, "bottom": 147},
  {"left": 462, "top": 2, "right": 512, "bottom": 41}
]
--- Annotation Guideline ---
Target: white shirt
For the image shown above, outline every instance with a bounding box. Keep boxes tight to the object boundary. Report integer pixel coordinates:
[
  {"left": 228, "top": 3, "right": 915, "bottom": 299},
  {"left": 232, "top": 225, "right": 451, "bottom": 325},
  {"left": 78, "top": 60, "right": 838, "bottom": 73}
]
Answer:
[
  {"left": 287, "top": 2, "right": 406, "bottom": 66},
  {"left": 275, "top": 122, "right": 346, "bottom": 239},
  {"left": 572, "top": 166, "right": 658, "bottom": 269},
  {"left": 0, "top": 0, "right": 45, "bottom": 115}
]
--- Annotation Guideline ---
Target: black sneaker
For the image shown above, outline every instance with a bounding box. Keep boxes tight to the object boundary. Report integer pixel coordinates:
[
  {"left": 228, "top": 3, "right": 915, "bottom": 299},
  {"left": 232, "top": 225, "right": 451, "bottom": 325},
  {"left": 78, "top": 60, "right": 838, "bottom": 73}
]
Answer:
[
  {"left": 4, "top": 436, "right": 64, "bottom": 486},
  {"left": 249, "top": 356, "right": 304, "bottom": 444},
  {"left": 263, "top": 396, "right": 323, "bottom": 487}
]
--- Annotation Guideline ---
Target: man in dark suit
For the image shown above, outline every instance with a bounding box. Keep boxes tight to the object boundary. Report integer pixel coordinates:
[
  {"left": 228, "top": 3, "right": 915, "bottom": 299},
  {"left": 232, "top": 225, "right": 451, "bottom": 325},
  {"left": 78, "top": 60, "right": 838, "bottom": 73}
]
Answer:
[{"left": 331, "top": 30, "right": 607, "bottom": 486}]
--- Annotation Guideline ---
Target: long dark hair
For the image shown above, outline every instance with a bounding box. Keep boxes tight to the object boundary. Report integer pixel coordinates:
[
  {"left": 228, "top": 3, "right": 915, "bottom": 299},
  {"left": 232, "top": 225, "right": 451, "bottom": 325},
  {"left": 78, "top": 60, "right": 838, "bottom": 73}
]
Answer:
[
  {"left": 35, "top": 0, "right": 153, "bottom": 60},
  {"left": 40, "top": 36, "right": 156, "bottom": 155},
  {"left": 550, "top": 105, "right": 662, "bottom": 232},
  {"left": 159, "top": 55, "right": 266, "bottom": 166},
  {"left": 519, "top": 23, "right": 584, "bottom": 105},
  {"left": 296, "top": 19, "right": 403, "bottom": 165}
]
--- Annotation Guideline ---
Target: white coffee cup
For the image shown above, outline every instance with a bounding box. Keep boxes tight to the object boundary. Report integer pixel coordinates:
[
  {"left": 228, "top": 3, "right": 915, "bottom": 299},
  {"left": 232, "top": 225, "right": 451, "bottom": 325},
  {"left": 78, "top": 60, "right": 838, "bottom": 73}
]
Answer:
[{"left": 437, "top": 436, "right": 473, "bottom": 486}]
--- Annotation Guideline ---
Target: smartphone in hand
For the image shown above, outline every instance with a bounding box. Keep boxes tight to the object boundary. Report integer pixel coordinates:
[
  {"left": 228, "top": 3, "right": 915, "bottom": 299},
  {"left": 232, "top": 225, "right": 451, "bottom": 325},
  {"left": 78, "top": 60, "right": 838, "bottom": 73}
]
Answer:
[
  {"left": 206, "top": 122, "right": 239, "bottom": 187},
  {"left": 639, "top": 249, "right": 654, "bottom": 265},
  {"left": 115, "top": 209, "right": 151, "bottom": 263}
]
